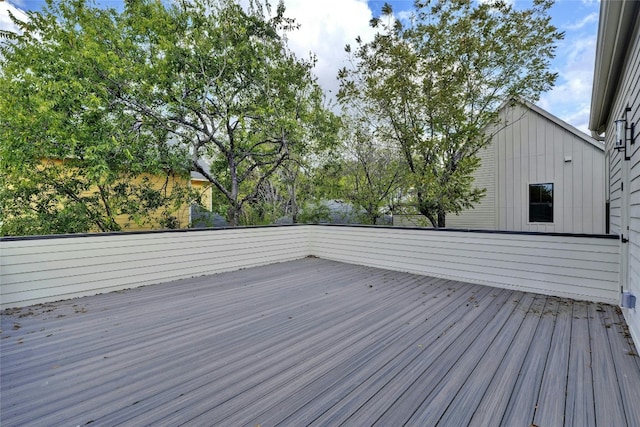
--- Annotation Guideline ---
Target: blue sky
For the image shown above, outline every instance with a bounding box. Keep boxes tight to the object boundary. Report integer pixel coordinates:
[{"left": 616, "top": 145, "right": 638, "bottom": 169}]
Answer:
[
  {"left": 369, "top": 0, "right": 601, "bottom": 133},
  {"left": 1, "top": 0, "right": 601, "bottom": 133}
]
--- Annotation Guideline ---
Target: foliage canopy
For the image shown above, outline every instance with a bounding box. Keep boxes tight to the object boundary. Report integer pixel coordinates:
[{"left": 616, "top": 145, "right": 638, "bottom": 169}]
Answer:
[
  {"left": 0, "top": 0, "right": 192, "bottom": 235},
  {"left": 338, "top": 0, "right": 563, "bottom": 227},
  {"left": 0, "top": 0, "right": 337, "bottom": 234},
  {"left": 1, "top": 0, "right": 565, "bottom": 235},
  {"left": 115, "top": 0, "right": 338, "bottom": 226}
]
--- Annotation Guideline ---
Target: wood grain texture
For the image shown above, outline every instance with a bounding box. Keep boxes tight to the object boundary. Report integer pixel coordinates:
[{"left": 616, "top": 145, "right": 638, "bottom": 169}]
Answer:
[{"left": 1, "top": 258, "right": 638, "bottom": 427}]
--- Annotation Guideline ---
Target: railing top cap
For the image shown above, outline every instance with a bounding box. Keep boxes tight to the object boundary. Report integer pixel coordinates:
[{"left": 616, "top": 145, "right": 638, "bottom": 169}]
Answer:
[{"left": 0, "top": 223, "right": 619, "bottom": 242}]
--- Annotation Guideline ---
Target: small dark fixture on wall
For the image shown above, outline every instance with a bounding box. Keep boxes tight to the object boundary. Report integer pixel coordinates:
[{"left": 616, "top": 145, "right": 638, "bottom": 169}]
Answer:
[
  {"left": 614, "top": 106, "right": 635, "bottom": 161},
  {"left": 621, "top": 291, "right": 636, "bottom": 309}
]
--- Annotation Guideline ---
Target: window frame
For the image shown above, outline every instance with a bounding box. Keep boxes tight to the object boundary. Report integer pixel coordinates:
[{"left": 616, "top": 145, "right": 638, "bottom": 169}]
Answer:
[{"left": 528, "top": 182, "right": 554, "bottom": 224}]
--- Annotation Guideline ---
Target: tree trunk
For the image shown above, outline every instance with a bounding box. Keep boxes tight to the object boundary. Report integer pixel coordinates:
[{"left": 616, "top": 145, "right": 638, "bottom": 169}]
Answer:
[
  {"left": 228, "top": 155, "right": 239, "bottom": 226},
  {"left": 290, "top": 182, "right": 298, "bottom": 224},
  {"left": 422, "top": 209, "right": 446, "bottom": 228},
  {"left": 227, "top": 204, "right": 239, "bottom": 227},
  {"left": 417, "top": 191, "right": 439, "bottom": 228}
]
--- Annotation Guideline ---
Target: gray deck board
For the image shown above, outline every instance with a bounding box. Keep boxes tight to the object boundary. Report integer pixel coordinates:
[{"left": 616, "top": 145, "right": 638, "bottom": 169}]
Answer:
[
  {"left": 565, "top": 300, "right": 596, "bottom": 427},
  {"left": 400, "top": 289, "right": 521, "bottom": 426},
  {"left": 589, "top": 302, "right": 628, "bottom": 426},
  {"left": 501, "top": 296, "right": 559, "bottom": 426},
  {"left": 372, "top": 289, "right": 515, "bottom": 426},
  {"left": 533, "top": 297, "right": 573, "bottom": 426},
  {"left": 1, "top": 257, "right": 639, "bottom": 427},
  {"left": 305, "top": 280, "right": 492, "bottom": 427},
  {"left": 345, "top": 288, "right": 511, "bottom": 425},
  {"left": 434, "top": 292, "right": 536, "bottom": 427},
  {"left": 468, "top": 293, "right": 547, "bottom": 425},
  {"left": 602, "top": 303, "right": 640, "bottom": 425}
]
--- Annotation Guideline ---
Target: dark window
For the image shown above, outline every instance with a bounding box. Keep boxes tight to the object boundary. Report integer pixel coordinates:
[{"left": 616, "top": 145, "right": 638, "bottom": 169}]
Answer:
[{"left": 529, "top": 183, "right": 553, "bottom": 223}]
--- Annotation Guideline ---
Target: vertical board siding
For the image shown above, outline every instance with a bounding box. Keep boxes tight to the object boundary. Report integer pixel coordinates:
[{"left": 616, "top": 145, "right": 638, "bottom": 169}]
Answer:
[
  {"left": 0, "top": 226, "right": 312, "bottom": 308},
  {"left": 610, "top": 14, "right": 640, "bottom": 352},
  {"left": 452, "top": 102, "right": 605, "bottom": 234},
  {"left": 610, "top": 131, "right": 623, "bottom": 235},
  {"left": 496, "top": 103, "right": 605, "bottom": 234},
  {"left": 309, "top": 226, "right": 620, "bottom": 304},
  {"left": 446, "top": 138, "right": 497, "bottom": 229}
]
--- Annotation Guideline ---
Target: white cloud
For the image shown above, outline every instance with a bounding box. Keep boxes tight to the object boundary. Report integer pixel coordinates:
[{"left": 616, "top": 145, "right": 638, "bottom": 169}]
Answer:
[
  {"left": 280, "top": 0, "right": 377, "bottom": 100},
  {"left": 562, "top": 105, "right": 591, "bottom": 133},
  {"left": 539, "top": 34, "right": 596, "bottom": 134},
  {"left": 563, "top": 12, "right": 598, "bottom": 31},
  {"left": 396, "top": 9, "right": 413, "bottom": 23},
  {"left": 0, "top": 1, "right": 28, "bottom": 34}
]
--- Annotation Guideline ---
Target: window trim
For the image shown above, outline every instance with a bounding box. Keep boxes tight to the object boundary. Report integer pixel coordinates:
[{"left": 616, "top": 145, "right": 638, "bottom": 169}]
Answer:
[{"left": 528, "top": 182, "right": 554, "bottom": 224}]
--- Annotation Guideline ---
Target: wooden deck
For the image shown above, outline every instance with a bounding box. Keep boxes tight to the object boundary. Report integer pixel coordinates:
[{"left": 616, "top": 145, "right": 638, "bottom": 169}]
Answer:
[{"left": 1, "top": 257, "right": 639, "bottom": 426}]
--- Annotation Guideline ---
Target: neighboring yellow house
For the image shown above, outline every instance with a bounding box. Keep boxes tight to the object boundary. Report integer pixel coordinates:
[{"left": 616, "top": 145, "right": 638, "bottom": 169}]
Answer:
[
  {"left": 190, "top": 172, "right": 213, "bottom": 212},
  {"left": 25, "top": 158, "right": 214, "bottom": 232},
  {"left": 110, "top": 171, "right": 214, "bottom": 231},
  {"left": 111, "top": 172, "right": 214, "bottom": 231}
]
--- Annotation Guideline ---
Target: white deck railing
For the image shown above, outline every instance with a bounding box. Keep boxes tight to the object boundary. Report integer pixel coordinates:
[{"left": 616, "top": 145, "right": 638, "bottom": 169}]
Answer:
[{"left": 1, "top": 225, "right": 620, "bottom": 309}]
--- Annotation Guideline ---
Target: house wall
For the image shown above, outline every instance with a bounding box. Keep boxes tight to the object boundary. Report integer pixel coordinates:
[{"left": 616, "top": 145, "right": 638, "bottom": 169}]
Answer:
[
  {"left": 191, "top": 179, "right": 213, "bottom": 211},
  {"left": 16, "top": 159, "right": 207, "bottom": 233},
  {"left": 111, "top": 172, "right": 193, "bottom": 230},
  {"left": 446, "top": 139, "right": 497, "bottom": 229},
  {"left": 447, "top": 102, "right": 605, "bottom": 234},
  {"left": 1, "top": 225, "right": 619, "bottom": 309},
  {"left": 603, "top": 11, "right": 640, "bottom": 353},
  {"left": 35, "top": 158, "right": 194, "bottom": 231}
]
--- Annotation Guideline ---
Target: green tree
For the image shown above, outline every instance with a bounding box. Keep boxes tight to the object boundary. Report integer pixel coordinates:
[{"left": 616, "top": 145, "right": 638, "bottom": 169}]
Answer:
[
  {"left": 241, "top": 154, "right": 338, "bottom": 225},
  {"left": 0, "top": 1, "right": 191, "bottom": 236},
  {"left": 338, "top": 0, "right": 563, "bottom": 227},
  {"left": 338, "top": 114, "right": 407, "bottom": 225},
  {"left": 115, "top": 0, "right": 336, "bottom": 226}
]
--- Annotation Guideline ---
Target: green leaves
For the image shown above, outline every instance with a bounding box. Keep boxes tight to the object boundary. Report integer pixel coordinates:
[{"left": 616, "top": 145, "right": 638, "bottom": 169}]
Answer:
[
  {"left": 113, "top": 0, "right": 336, "bottom": 226},
  {"left": 0, "top": 0, "right": 192, "bottom": 236},
  {"left": 339, "top": 115, "right": 408, "bottom": 225},
  {"left": 1, "top": 0, "right": 340, "bottom": 234},
  {"left": 338, "top": 0, "right": 562, "bottom": 227}
]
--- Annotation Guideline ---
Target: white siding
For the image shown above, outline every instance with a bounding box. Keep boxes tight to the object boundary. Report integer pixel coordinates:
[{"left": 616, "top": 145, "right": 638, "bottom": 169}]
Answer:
[
  {"left": 607, "top": 15, "right": 640, "bottom": 352},
  {"left": 0, "top": 226, "right": 311, "bottom": 308},
  {"left": 1, "top": 225, "right": 620, "bottom": 309},
  {"left": 309, "top": 226, "right": 619, "bottom": 304},
  {"left": 610, "top": 141, "right": 623, "bottom": 234},
  {"left": 448, "top": 102, "right": 605, "bottom": 233},
  {"left": 446, "top": 140, "right": 497, "bottom": 229},
  {"left": 498, "top": 103, "right": 605, "bottom": 233}
]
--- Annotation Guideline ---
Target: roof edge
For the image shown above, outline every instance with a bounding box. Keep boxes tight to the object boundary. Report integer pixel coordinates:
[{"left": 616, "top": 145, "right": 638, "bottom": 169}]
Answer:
[{"left": 589, "top": 0, "right": 640, "bottom": 134}]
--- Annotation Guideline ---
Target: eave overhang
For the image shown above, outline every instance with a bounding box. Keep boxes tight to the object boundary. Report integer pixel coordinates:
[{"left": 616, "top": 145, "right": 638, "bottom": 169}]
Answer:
[{"left": 589, "top": 0, "right": 640, "bottom": 136}]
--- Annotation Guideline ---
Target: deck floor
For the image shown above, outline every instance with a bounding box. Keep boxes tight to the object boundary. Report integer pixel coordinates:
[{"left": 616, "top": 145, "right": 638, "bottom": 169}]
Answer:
[{"left": 1, "top": 257, "right": 639, "bottom": 426}]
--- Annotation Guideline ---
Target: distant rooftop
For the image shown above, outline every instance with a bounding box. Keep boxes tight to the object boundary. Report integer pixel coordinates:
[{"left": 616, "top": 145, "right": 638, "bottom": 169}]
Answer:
[{"left": 2, "top": 258, "right": 639, "bottom": 426}]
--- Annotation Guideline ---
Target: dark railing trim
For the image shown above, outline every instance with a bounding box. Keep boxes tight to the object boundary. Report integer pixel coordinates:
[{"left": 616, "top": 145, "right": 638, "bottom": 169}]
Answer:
[
  {"left": 311, "top": 223, "right": 620, "bottom": 240},
  {"left": 0, "top": 223, "right": 619, "bottom": 242},
  {"left": 0, "top": 223, "right": 313, "bottom": 242}
]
